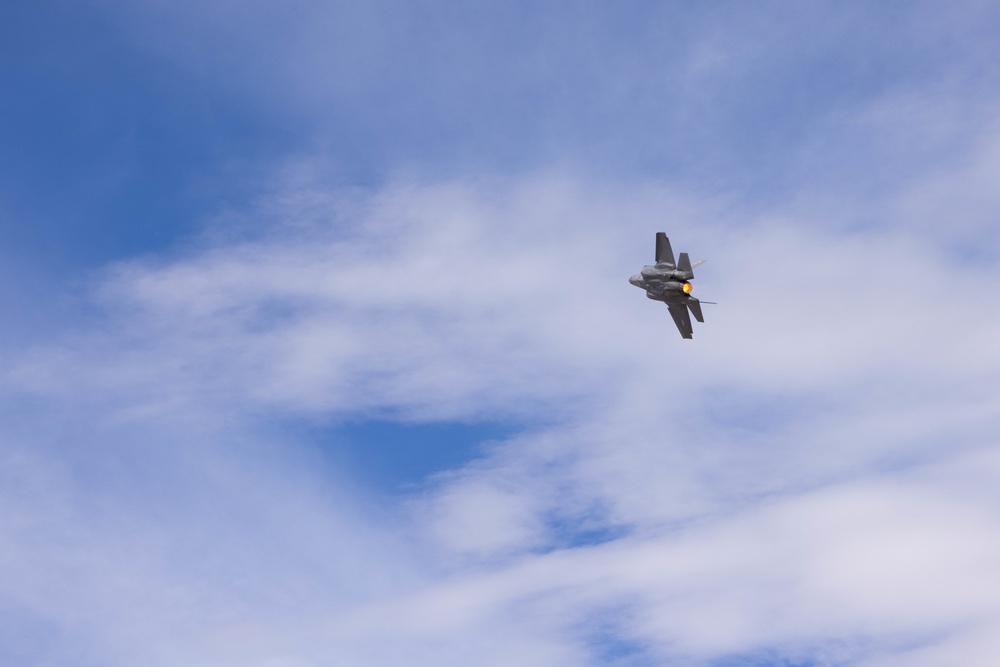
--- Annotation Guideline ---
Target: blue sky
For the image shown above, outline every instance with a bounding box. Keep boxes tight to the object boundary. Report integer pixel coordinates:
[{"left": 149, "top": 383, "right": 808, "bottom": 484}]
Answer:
[{"left": 3, "top": 2, "right": 1000, "bottom": 665}]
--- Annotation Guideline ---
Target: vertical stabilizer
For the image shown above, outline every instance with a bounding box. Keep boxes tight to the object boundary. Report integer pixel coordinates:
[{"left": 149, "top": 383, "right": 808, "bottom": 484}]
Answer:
[
  {"left": 677, "top": 252, "right": 693, "bottom": 277},
  {"left": 655, "top": 233, "right": 676, "bottom": 267}
]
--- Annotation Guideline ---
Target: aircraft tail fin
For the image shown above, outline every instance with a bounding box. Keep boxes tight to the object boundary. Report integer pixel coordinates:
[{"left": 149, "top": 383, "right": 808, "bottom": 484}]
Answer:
[
  {"left": 655, "top": 233, "right": 676, "bottom": 267},
  {"left": 677, "top": 252, "right": 694, "bottom": 277}
]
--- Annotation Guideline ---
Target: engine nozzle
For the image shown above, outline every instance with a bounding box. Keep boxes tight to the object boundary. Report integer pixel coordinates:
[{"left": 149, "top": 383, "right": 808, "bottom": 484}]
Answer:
[{"left": 658, "top": 281, "right": 692, "bottom": 294}]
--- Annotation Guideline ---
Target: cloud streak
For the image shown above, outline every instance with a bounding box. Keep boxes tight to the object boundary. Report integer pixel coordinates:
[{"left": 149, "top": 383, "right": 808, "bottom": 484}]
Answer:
[
  {"left": 3, "top": 150, "right": 1000, "bottom": 663},
  {"left": 4, "top": 2, "right": 1000, "bottom": 664}
]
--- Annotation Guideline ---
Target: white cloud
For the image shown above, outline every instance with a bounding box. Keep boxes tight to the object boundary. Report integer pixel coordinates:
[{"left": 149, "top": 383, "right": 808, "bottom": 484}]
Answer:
[
  {"left": 3, "top": 150, "right": 1000, "bottom": 665},
  {"left": 7, "top": 3, "right": 1000, "bottom": 656}
]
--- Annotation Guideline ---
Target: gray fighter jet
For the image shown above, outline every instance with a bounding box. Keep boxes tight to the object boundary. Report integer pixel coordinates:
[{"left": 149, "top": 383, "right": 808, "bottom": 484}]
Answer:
[{"left": 629, "top": 233, "right": 710, "bottom": 339}]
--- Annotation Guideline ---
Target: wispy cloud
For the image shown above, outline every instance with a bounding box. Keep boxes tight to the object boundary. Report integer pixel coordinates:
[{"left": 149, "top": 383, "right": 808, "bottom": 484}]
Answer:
[
  {"left": 4, "top": 2, "right": 1000, "bottom": 665},
  {"left": 97, "top": 1, "right": 1000, "bottom": 184},
  {"left": 4, "top": 147, "right": 1000, "bottom": 663}
]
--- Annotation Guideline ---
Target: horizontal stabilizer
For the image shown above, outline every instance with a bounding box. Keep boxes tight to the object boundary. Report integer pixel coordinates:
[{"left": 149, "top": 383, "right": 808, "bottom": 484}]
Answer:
[
  {"left": 687, "top": 297, "right": 704, "bottom": 323},
  {"left": 655, "top": 232, "right": 676, "bottom": 267}
]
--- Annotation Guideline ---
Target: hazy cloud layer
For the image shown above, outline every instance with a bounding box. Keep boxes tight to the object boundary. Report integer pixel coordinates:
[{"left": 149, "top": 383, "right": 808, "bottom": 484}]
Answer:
[
  {"left": 4, "top": 1, "right": 1000, "bottom": 665},
  {"left": 4, "top": 150, "right": 1000, "bottom": 664},
  {"left": 99, "top": 1, "right": 1000, "bottom": 184}
]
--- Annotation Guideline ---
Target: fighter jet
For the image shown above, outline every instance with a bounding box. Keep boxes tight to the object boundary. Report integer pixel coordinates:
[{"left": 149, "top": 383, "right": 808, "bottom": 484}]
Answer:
[{"left": 629, "top": 233, "right": 710, "bottom": 339}]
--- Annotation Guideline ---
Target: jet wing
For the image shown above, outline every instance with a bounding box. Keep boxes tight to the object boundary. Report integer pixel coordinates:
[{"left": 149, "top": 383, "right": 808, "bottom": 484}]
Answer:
[{"left": 666, "top": 302, "right": 693, "bottom": 339}]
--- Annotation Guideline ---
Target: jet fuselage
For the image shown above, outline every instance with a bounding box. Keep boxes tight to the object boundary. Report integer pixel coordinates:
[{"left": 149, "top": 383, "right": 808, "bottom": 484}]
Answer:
[
  {"left": 630, "top": 232, "right": 706, "bottom": 339},
  {"left": 629, "top": 265, "right": 692, "bottom": 302}
]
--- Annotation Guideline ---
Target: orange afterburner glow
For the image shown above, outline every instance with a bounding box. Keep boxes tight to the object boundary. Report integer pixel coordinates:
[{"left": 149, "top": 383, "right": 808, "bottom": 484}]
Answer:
[{"left": 682, "top": 282, "right": 692, "bottom": 294}]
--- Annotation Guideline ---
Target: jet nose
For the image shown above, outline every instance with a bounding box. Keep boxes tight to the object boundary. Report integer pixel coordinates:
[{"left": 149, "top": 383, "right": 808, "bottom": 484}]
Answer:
[{"left": 629, "top": 274, "right": 645, "bottom": 287}]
